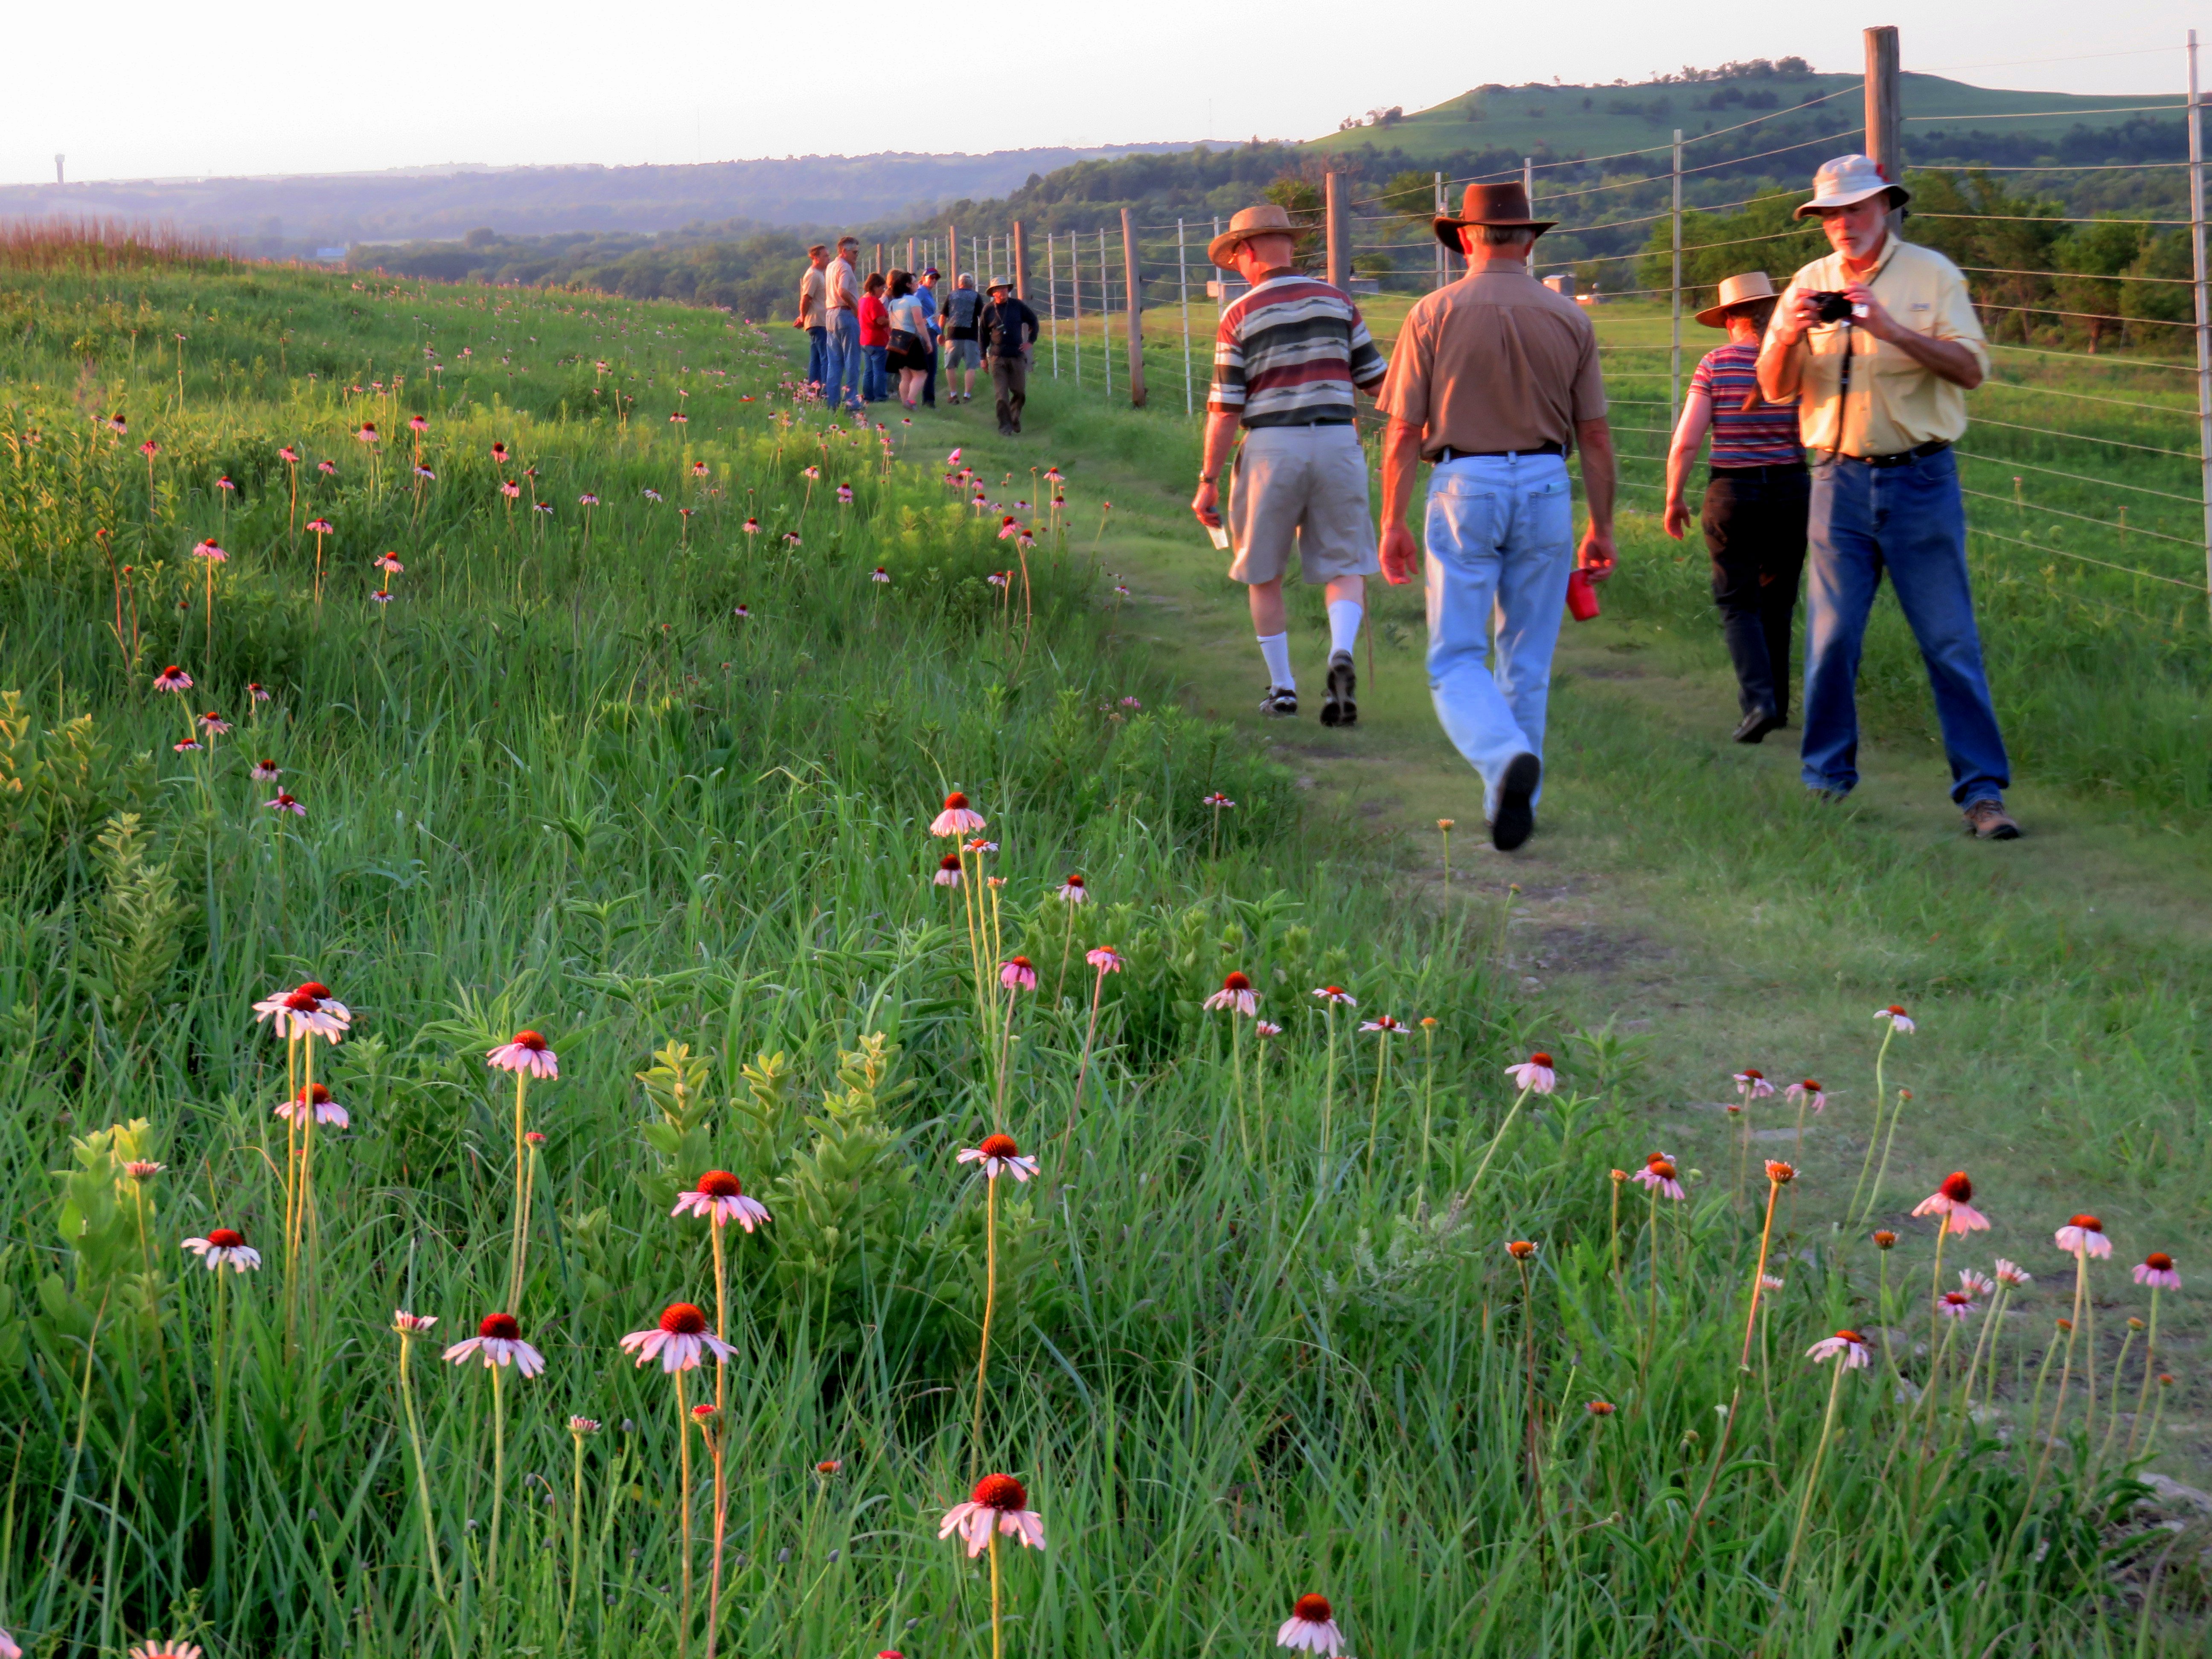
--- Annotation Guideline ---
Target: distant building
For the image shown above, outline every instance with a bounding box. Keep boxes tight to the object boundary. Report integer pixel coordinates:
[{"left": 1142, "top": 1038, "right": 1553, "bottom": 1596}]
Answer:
[{"left": 1543, "top": 273, "right": 1576, "bottom": 298}]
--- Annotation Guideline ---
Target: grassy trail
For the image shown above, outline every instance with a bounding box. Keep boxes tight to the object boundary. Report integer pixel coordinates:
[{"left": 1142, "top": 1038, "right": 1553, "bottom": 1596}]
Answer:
[{"left": 928, "top": 367, "right": 2212, "bottom": 1470}]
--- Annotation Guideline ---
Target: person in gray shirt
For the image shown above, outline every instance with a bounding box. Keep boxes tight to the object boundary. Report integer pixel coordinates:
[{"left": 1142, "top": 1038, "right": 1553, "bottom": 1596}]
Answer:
[{"left": 940, "top": 275, "right": 986, "bottom": 405}]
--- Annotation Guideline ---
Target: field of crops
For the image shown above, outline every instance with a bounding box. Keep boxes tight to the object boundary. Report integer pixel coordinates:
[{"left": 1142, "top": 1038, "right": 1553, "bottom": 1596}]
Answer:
[{"left": 0, "top": 241, "right": 2201, "bottom": 1657}]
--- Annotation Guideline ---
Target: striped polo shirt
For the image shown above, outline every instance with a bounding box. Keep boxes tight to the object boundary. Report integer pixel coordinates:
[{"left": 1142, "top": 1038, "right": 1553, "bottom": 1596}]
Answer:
[
  {"left": 1206, "top": 275, "right": 1388, "bottom": 428},
  {"left": 1691, "top": 342, "right": 1802, "bottom": 467}
]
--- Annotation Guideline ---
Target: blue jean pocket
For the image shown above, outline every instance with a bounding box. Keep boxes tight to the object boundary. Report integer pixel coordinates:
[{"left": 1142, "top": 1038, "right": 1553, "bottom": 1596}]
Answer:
[{"left": 1426, "top": 486, "right": 1501, "bottom": 569}]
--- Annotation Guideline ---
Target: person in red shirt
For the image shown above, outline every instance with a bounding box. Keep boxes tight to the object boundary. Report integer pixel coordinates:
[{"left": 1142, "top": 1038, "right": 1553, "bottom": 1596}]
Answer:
[{"left": 858, "top": 272, "right": 892, "bottom": 403}]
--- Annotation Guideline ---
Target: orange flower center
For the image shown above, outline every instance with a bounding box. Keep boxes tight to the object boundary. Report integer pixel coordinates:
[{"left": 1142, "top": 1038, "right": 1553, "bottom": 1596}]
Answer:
[
  {"left": 1222, "top": 972, "right": 1252, "bottom": 992},
  {"left": 297, "top": 1084, "right": 332, "bottom": 1104},
  {"left": 978, "top": 1133, "right": 1020, "bottom": 1160},
  {"left": 943, "top": 792, "right": 969, "bottom": 809},
  {"left": 2069, "top": 1214, "right": 2102, "bottom": 1231},
  {"left": 1293, "top": 1594, "right": 1333, "bottom": 1623},
  {"left": 2146, "top": 1252, "right": 2174, "bottom": 1271},
  {"left": 513, "top": 1031, "right": 546, "bottom": 1050},
  {"left": 660, "top": 1303, "right": 707, "bottom": 1335},
  {"left": 697, "top": 1171, "right": 743, "bottom": 1198},
  {"left": 972, "top": 1473, "right": 1027, "bottom": 1510},
  {"left": 1940, "top": 1171, "right": 1973, "bottom": 1202},
  {"left": 480, "top": 1313, "right": 521, "bottom": 1340},
  {"left": 1529, "top": 1053, "right": 1552, "bottom": 1067},
  {"left": 1650, "top": 1160, "right": 1677, "bottom": 1180},
  {"left": 206, "top": 1228, "right": 245, "bottom": 1248}
]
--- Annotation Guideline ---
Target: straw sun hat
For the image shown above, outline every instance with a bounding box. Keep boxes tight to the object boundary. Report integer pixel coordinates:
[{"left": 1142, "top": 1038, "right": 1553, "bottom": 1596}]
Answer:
[{"left": 1693, "top": 271, "right": 1780, "bottom": 329}]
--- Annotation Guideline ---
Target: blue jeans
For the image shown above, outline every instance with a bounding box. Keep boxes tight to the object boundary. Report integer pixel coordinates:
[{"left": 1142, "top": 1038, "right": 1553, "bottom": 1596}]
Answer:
[
  {"left": 923, "top": 337, "right": 940, "bottom": 407},
  {"left": 1801, "top": 447, "right": 2008, "bottom": 805},
  {"left": 862, "top": 344, "right": 888, "bottom": 402},
  {"left": 1422, "top": 452, "right": 1575, "bottom": 815},
  {"left": 822, "top": 311, "right": 862, "bottom": 410},
  {"left": 805, "top": 326, "right": 828, "bottom": 389}
]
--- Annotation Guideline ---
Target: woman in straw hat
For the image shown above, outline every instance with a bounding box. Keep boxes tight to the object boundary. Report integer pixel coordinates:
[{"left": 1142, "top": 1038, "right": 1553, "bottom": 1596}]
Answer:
[{"left": 1663, "top": 270, "right": 1807, "bottom": 745}]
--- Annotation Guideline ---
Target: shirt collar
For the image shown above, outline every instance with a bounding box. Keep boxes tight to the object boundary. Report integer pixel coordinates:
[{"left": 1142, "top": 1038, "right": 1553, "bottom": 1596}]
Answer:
[{"left": 1834, "top": 233, "right": 1901, "bottom": 284}]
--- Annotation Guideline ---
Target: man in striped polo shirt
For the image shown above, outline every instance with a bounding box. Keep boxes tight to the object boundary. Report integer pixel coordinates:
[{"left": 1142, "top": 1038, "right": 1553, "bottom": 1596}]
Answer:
[{"left": 1191, "top": 204, "right": 1388, "bottom": 725}]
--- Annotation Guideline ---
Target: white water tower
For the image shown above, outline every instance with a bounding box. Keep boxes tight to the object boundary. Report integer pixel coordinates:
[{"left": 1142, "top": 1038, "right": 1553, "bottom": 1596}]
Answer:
[{"left": 54, "top": 154, "right": 64, "bottom": 185}]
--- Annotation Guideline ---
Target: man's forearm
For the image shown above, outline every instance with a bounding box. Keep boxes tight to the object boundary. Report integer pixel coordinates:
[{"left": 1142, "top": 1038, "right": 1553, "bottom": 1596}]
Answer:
[
  {"left": 1577, "top": 422, "right": 1616, "bottom": 532},
  {"left": 1886, "top": 330, "right": 1983, "bottom": 390},
  {"left": 1380, "top": 418, "right": 1423, "bottom": 530},
  {"left": 1757, "top": 338, "right": 1803, "bottom": 403},
  {"left": 1199, "top": 410, "right": 1241, "bottom": 478}
]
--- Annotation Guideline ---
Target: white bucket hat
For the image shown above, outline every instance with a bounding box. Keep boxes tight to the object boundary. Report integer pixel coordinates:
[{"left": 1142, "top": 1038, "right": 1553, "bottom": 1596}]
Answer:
[{"left": 1793, "top": 153, "right": 1911, "bottom": 219}]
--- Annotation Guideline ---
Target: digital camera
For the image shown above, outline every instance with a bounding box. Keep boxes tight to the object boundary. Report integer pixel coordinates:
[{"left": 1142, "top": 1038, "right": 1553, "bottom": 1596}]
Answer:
[{"left": 1807, "top": 290, "right": 1857, "bottom": 324}]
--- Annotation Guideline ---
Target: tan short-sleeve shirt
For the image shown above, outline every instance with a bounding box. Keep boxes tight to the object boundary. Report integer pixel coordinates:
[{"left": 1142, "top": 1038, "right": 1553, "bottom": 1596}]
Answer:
[
  {"left": 798, "top": 265, "right": 826, "bottom": 329},
  {"left": 1376, "top": 268, "right": 1607, "bottom": 457},
  {"left": 1765, "top": 237, "right": 1987, "bottom": 457}
]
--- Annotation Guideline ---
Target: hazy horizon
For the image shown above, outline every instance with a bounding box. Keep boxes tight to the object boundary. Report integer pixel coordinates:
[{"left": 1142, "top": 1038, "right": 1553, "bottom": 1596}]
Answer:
[{"left": 5, "top": 2, "right": 2198, "bottom": 189}]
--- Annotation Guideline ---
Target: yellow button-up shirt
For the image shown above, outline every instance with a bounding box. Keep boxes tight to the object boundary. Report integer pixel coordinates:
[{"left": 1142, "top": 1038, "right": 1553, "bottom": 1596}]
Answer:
[{"left": 1766, "top": 236, "right": 1987, "bottom": 458}]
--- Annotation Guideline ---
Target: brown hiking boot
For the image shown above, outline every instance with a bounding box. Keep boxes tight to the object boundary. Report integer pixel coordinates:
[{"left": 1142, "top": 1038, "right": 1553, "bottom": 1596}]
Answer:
[{"left": 1962, "top": 799, "right": 2021, "bottom": 841}]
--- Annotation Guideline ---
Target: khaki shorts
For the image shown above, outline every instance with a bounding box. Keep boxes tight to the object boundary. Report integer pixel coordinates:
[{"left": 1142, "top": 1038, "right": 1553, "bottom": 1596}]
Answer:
[{"left": 1225, "top": 423, "right": 1380, "bottom": 585}]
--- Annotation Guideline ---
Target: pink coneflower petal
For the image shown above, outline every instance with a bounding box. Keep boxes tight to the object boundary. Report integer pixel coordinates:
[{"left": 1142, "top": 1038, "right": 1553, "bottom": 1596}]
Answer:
[
  {"left": 938, "top": 1473, "right": 1045, "bottom": 1558},
  {"left": 1807, "top": 1329, "right": 1872, "bottom": 1367},
  {"left": 957, "top": 1132, "right": 1040, "bottom": 1182},
  {"left": 930, "top": 791, "right": 987, "bottom": 837},
  {"left": 2055, "top": 1215, "right": 2112, "bottom": 1258},
  {"left": 1505, "top": 1053, "right": 1556, "bottom": 1094},
  {"left": 999, "top": 956, "right": 1039, "bottom": 992},
  {"left": 672, "top": 1171, "right": 773, "bottom": 1231},
  {"left": 1086, "top": 946, "right": 1123, "bottom": 972},
  {"left": 1875, "top": 1004, "right": 1916, "bottom": 1033},
  {"left": 1276, "top": 1593, "right": 1345, "bottom": 1654},
  {"left": 1310, "top": 986, "right": 1356, "bottom": 1007},
  {"left": 181, "top": 1228, "right": 262, "bottom": 1272},
  {"left": 619, "top": 1303, "right": 737, "bottom": 1373},
  {"left": 487, "top": 1031, "right": 558, "bottom": 1078},
  {"left": 443, "top": 1313, "right": 546, "bottom": 1375},
  {"left": 2134, "top": 1252, "right": 2179, "bottom": 1289},
  {"left": 1203, "top": 972, "right": 1258, "bottom": 1015}
]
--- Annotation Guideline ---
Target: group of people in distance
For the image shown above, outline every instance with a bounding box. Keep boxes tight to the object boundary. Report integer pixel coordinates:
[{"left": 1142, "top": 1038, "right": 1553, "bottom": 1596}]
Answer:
[
  {"left": 795, "top": 236, "right": 1041, "bottom": 434},
  {"left": 1192, "top": 151, "right": 2020, "bottom": 850}
]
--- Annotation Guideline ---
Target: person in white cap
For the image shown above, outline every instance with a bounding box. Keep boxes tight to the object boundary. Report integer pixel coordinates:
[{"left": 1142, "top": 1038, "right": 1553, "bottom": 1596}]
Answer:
[
  {"left": 1664, "top": 270, "right": 1807, "bottom": 744},
  {"left": 1190, "top": 203, "right": 1388, "bottom": 726},
  {"left": 1757, "top": 154, "right": 2018, "bottom": 840}
]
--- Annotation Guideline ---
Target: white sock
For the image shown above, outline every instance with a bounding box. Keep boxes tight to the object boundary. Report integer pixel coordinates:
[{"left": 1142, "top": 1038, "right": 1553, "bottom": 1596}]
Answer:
[
  {"left": 1327, "top": 600, "right": 1364, "bottom": 658},
  {"left": 1257, "top": 632, "right": 1295, "bottom": 691}
]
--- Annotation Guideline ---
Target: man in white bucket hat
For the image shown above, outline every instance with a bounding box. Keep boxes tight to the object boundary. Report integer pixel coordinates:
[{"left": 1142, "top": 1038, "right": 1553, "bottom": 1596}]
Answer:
[{"left": 1756, "top": 154, "right": 2018, "bottom": 839}]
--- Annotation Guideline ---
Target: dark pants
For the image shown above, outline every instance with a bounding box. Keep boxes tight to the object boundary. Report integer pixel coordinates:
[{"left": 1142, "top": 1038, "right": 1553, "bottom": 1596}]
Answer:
[
  {"left": 1701, "top": 464, "right": 1809, "bottom": 722},
  {"left": 805, "top": 326, "right": 827, "bottom": 388},
  {"left": 923, "top": 340, "right": 939, "bottom": 407},
  {"left": 990, "top": 354, "right": 1029, "bottom": 432}
]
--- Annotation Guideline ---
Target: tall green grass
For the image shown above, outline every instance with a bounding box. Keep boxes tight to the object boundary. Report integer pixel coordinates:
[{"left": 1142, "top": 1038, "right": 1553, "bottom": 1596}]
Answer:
[{"left": 0, "top": 259, "right": 2194, "bottom": 1657}]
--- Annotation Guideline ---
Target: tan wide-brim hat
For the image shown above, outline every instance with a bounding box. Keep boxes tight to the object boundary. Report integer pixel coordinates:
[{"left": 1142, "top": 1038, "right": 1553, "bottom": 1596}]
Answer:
[
  {"left": 1694, "top": 270, "right": 1780, "bottom": 329},
  {"left": 986, "top": 276, "right": 1013, "bottom": 294},
  {"left": 1433, "top": 181, "right": 1557, "bottom": 249},
  {"left": 1793, "top": 152, "right": 1912, "bottom": 219},
  {"left": 1208, "top": 203, "right": 1300, "bottom": 268}
]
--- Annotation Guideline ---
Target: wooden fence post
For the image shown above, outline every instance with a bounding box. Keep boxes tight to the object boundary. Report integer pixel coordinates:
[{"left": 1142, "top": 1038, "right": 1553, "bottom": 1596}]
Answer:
[
  {"left": 1670, "top": 128, "right": 1684, "bottom": 424},
  {"left": 1325, "top": 171, "right": 1348, "bottom": 290},
  {"left": 2191, "top": 29, "right": 2212, "bottom": 620},
  {"left": 1121, "top": 210, "right": 1146, "bottom": 406},
  {"left": 1865, "top": 26, "right": 1903, "bottom": 236},
  {"left": 1012, "top": 220, "right": 1029, "bottom": 301},
  {"left": 947, "top": 223, "right": 959, "bottom": 285}
]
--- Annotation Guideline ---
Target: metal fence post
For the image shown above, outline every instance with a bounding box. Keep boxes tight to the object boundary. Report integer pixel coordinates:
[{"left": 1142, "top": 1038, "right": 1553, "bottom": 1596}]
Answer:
[
  {"left": 1100, "top": 228, "right": 1113, "bottom": 399},
  {"left": 1178, "top": 218, "right": 1193, "bottom": 416},
  {"left": 2193, "top": 29, "right": 2212, "bottom": 620},
  {"left": 1670, "top": 128, "right": 1685, "bottom": 423},
  {"left": 1048, "top": 232, "right": 1059, "bottom": 378}
]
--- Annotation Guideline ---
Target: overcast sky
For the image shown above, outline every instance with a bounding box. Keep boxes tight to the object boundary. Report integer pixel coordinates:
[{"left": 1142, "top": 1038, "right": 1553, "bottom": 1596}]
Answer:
[{"left": 5, "top": 2, "right": 2201, "bottom": 186}]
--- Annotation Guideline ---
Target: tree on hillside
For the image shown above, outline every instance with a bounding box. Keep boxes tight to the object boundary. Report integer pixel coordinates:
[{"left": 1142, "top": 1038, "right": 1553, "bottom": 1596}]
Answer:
[{"left": 1262, "top": 176, "right": 1325, "bottom": 268}]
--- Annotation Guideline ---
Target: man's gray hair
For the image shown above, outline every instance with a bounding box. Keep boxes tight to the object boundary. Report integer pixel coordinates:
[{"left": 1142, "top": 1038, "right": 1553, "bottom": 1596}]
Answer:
[{"left": 1467, "top": 225, "right": 1537, "bottom": 247}]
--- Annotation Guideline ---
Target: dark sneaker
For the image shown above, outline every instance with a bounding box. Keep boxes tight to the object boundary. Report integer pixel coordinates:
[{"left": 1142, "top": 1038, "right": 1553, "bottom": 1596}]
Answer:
[
  {"left": 1320, "top": 649, "right": 1358, "bottom": 728},
  {"left": 1732, "top": 709, "right": 1782, "bottom": 744},
  {"left": 1963, "top": 799, "right": 2021, "bottom": 841},
  {"left": 1259, "top": 684, "right": 1298, "bottom": 717},
  {"left": 1490, "top": 751, "right": 1541, "bottom": 851}
]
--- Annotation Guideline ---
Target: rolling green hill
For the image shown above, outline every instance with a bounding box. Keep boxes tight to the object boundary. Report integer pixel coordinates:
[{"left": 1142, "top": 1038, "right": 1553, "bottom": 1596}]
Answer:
[{"left": 1310, "top": 70, "right": 2186, "bottom": 167}]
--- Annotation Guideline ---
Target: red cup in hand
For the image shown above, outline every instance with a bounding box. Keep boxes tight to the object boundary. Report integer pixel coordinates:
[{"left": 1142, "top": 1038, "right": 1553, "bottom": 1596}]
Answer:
[{"left": 1566, "top": 568, "right": 1601, "bottom": 622}]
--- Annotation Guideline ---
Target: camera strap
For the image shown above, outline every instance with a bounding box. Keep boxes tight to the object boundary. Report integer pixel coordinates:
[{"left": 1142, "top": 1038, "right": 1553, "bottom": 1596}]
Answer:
[{"left": 1828, "top": 322, "right": 1854, "bottom": 462}]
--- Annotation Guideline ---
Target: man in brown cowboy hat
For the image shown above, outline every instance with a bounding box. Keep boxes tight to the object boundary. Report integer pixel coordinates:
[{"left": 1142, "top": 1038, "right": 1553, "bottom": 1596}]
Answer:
[
  {"left": 1664, "top": 269, "right": 1808, "bottom": 744},
  {"left": 1191, "top": 202, "right": 1389, "bottom": 725},
  {"left": 1756, "top": 153, "right": 2017, "bottom": 839},
  {"left": 1373, "top": 181, "right": 1615, "bottom": 850}
]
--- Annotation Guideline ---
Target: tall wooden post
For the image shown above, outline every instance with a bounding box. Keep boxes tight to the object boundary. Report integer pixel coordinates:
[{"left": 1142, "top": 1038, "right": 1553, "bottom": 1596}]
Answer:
[
  {"left": 2191, "top": 29, "right": 2212, "bottom": 620},
  {"left": 947, "top": 223, "right": 959, "bottom": 285},
  {"left": 1865, "top": 26, "right": 1903, "bottom": 237},
  {"left": 872, "top": 242, "right": 882, "bottom": 275},
  {"left": 1670, "top": 128, "right": 1684, "bottom": 423},
  {"left": 1434, "top": 171, "right": 1446, "bottom": 289},
  {"left": 907, "top": 236, "right": 917, "bottom": 274},
  {"left": 1325, "top": 170, "right": 1348, "bottom": 290},
  {"left": 1048, "top": 232, "right": 1060, "bottom": 377},
  {"left": 1121, "top": 210, "right": 1146, "bottom": 406},
  {"left": 1178, "top": 218, "right": 1193, "bottom": 417},
  {"left": 1012, "top": 221, "right": 1029, "bottom": 301}
]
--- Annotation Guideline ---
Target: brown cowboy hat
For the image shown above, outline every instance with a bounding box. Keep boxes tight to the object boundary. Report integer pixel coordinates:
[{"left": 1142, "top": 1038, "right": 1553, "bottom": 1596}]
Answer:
[
  {"left": 1693, "top": 270, "right": 1779, "bottom": 329},
  {"left": 1434, "top": 181, "right": 1557, "bottom": 249},
  {"left": 1208, "top": 203, "right": 1300, "bottom": 268}
]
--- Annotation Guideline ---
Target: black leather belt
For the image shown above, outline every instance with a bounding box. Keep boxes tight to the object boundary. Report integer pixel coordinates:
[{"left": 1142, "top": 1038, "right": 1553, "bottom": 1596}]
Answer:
[
  {"left": 1437, "top": 441, "right": 1564, "bottom": 461},
  {"left": 1840, "top": 439, "right": 1950, "bottom": 468},
  {"left": 1708, "top": 462, "right": 1809, "bottom": 480}
]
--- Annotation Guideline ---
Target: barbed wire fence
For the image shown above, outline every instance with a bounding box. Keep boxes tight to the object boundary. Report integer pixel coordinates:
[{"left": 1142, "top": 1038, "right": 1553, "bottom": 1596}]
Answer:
[{"left": 924, "top": 29, "right": 2212, "bottom": 634}]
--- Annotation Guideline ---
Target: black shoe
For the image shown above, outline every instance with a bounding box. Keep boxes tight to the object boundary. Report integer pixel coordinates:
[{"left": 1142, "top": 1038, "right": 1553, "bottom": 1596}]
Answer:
[
  {"left": 1732, "top": 709, "right": 1783, "bottom": 744},
  {"left": 1260, "top": 684, "right": 1298, "bottom": 718},
  {"left": 1320, "top": 649, "right": 1358, "bottom": 727},
  {"left": 1490, "top": 752, "right": 1541, "bottom": 851}
]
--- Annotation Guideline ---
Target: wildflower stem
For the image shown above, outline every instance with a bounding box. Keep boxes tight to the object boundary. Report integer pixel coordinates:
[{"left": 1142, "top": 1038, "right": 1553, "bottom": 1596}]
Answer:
[
  {"left": 989, "top": 1528, "right": 1004, "bottom": 1659},
  {"left": 2094, "top": 1323, "right": 2137, "bottom": 1474},
  {"left": 704, "top": 1423, "right": 728, "bottom": 1659},
  {"left": 563, "top": 1431, "right": 586, "bottom": 1647},
  {"left": 1643, "top": 1183, "right": 1661, "bottom": 1385},
  {"left": 1877, "top": 1249, "right": 1897, "bottom": 1379},
  {"left": 1740, "top": 1174, "right": 1783, "bottom": 1369},
  {"left": 1364, "top": 1030, "right": 1389, "bottom": 1182},
  {"left": 2127, "top": 1287, "right": 2162, "bottom": 1458},
  {"left": 1779, "top": 1354, "right": 1849, "bottom": 1604},
  {"left": 675, "top": 1367, "right": 693, "bottom": 1659},
  {"left": 1861, "top": 1086, "right": 1909, "bottom": 1232},
  {"left": 1231, "top": 1016, "right": 1251, "bottom": 1166},
  {"left": 1464, "top": 1083, "right": 1536, "bottom": 1198},
  {"left": 1319, "top": 1003, "right": 1338, "bottom": 1178},
  {"left": 1419, "top": 1025, "right": 1437, "bottom": 1200},
  {"left": 1067, "top": 965, "right": 1106, "bottom": 1144},
  {"left": 1927, "top": 1223, "right": 1951, "bottom": 1382},
  {"left": 507, "top": 1070, "right": 529, "bottom": 1311},
  {"left": 1848, "top": 1024, "right": 1898, "bottom": 1224},
  {"left": 487, "top": 1361, "right": 506, "bottom": 1639},
  {"left": 397, "top": 1332, "right": 459, "bottom": 1656},
  {"left": 971, "top": 1173, "right": 1000, "bottom": 1484}
]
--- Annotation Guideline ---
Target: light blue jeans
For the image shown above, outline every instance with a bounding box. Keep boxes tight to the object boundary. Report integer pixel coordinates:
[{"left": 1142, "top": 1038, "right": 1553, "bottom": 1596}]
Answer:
[
  {"left": 1423, "top": 452, "right": 1576, "bottom": 815},
  {"left": 822, "top": 311, "right": 862, "bottom": 410}
]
